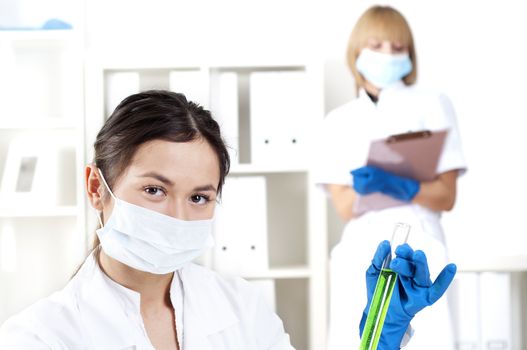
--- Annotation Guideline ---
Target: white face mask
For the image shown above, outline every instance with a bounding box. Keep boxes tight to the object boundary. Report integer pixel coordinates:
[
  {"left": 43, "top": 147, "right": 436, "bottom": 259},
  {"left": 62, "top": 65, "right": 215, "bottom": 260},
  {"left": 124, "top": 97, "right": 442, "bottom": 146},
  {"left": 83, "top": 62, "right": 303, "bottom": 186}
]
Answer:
[{"left": 95, "top": 169, "right": 215, "bottom": 274}]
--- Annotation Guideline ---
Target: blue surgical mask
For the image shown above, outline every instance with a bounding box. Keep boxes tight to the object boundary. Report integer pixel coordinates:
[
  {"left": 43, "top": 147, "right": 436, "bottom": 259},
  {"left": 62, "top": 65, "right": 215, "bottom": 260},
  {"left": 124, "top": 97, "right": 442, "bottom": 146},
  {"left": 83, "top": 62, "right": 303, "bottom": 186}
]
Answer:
[{"left": 356, "top": 48, "right": 413, "bottom": 89}]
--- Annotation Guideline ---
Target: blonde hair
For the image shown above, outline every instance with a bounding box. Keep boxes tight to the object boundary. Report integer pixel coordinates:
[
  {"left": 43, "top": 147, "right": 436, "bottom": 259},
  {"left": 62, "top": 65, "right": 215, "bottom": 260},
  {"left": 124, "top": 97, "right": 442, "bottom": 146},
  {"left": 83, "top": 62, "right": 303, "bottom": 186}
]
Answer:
[{"left": 347, "top": 5, "right": 417, "bottom": 92}]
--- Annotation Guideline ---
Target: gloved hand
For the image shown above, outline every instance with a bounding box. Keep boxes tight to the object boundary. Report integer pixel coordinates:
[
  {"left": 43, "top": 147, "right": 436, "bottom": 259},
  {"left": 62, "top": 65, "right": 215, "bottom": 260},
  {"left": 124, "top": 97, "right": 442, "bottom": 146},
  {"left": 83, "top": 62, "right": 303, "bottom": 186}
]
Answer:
[
  {"left": 351, "top": 166, "right": 420, "bottom": 202},
  {"left": 359, "top": 241, "right": 457, "bottom": 349}
]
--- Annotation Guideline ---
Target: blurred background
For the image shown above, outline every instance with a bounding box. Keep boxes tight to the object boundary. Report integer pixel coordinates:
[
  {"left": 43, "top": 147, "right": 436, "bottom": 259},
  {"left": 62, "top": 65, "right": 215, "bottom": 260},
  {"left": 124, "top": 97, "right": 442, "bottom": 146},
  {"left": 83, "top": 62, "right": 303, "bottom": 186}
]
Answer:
[{"left": 1, "top": 0, "right": 526, "bottom": 349}]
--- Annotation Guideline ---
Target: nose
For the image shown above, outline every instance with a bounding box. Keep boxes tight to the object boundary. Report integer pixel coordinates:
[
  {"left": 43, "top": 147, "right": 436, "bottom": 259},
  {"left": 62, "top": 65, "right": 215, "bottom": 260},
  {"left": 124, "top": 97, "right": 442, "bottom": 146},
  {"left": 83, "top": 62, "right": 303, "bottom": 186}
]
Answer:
[
  {"left": 166, "top": 199, "right": 190, "bottom": 221},
  {"left": 380, "top": 41, "right": 395, "bottom": 54}
]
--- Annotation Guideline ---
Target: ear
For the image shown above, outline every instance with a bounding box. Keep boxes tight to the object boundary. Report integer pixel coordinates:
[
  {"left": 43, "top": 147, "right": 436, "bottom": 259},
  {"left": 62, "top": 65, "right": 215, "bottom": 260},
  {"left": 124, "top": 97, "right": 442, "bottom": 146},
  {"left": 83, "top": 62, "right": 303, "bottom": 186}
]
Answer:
[{"left": 85, "top": 164, "right": 105, "bottom": 211}]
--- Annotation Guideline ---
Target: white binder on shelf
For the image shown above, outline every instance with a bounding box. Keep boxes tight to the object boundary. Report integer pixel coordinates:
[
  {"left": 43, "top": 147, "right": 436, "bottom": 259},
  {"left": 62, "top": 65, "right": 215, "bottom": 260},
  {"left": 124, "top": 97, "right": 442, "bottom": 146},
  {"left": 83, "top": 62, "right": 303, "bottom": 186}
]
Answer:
[
  {"left": 212, "top": 176, "right": 269, "bottom": 275},
  {"left": 169, "top": 70, "right": 207, "bottom": 108},
  {"left": 105, "top": 72, "right": 140, "bottom": 117},
  {"left": 451, "top": 273, "right": 481, "bottom": 350},
  {"left": 209, "top": 71, "right": 239, "bottom": 164},
  {"left": 480, "top": 272, "right": 512, "bottom": 350},
  {"left": 249, "top": 70, "right": 311, "bottom": 166}
]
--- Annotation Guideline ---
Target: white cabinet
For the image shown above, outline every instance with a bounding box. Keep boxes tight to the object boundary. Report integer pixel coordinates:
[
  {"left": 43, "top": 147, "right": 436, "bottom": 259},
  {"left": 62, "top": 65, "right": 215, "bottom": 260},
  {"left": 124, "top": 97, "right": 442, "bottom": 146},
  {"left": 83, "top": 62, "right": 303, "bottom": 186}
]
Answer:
[
  {"left": 454, "top": 258, "right": 527, "bottom": 350},
  {"left": 85, "top": 60, "right": 328, "bottom": 350},
  {"left": 0, "top": 29, "right": 85, "bottom": 323}
]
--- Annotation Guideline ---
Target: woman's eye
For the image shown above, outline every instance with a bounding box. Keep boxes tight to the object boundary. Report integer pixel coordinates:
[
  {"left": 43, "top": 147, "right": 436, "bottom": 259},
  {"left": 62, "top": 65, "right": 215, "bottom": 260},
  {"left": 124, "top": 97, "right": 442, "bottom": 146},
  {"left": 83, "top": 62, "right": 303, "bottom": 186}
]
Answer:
[
  {"left": 144, "top": 186, "right": 166, "bottom": 197},
  {"left": 190, "top": 194, "right": 210, "bottom": 205},
  {"left": 392, "top": 43, "right": 406, "bottom": 52},
  {"left": 368, "top": 42, "right": 381, "bottom": 50}
]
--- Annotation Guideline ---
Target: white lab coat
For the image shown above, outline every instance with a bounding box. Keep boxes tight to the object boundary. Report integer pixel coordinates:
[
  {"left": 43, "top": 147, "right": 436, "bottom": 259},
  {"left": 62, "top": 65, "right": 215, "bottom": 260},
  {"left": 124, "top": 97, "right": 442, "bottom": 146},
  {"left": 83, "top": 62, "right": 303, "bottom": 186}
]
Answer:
[
  {"left": 0, "top": 252, "right": 293, "bottom": 350},
  {"left": 314, "top": 81, "right": 467, "bottom": 350}
]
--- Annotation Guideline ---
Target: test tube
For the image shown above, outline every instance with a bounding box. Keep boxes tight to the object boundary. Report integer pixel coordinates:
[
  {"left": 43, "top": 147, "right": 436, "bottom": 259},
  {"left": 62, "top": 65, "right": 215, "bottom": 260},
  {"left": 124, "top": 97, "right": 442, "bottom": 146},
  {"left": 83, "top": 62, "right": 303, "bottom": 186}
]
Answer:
[{"left": 359, "top": 223, "right": 411, "bottom": 350}]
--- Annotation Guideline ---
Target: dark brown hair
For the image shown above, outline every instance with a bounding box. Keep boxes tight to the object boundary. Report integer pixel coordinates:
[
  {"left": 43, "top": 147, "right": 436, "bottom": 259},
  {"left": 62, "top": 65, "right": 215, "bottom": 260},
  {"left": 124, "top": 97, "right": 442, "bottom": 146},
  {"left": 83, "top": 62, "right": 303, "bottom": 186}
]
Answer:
[{"left": 92, "top": 90, "right": 230, "bottom": 248}]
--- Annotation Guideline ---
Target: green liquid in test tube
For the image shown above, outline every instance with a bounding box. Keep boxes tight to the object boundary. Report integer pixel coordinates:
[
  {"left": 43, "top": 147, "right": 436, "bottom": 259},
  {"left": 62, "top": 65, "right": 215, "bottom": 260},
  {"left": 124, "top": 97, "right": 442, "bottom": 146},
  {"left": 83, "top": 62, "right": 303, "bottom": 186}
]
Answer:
[{"left": 359, "top": 223, "right": 411, "bottom": 350}]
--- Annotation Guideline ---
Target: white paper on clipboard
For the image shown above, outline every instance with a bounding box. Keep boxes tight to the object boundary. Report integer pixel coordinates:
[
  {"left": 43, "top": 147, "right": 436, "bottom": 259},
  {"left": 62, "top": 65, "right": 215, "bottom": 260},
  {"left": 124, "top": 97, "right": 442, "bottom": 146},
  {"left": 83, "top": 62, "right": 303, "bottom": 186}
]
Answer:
[{"left": 353, "top": 129, "right": 449, "bottom": 215}]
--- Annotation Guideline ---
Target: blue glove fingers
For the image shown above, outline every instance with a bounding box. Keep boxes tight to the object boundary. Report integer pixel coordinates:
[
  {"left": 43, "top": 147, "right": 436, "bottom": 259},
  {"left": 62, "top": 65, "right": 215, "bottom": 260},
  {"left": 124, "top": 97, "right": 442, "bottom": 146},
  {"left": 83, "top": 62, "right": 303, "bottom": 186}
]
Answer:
[
  {"left": 369, "top": 240, "right": 391, "bottom": 272},
  {"left": 428, "top": 263, "right": 457, "bottom": 304},
  {"left": 389, "top": 257, "right": 414, "bottom": 278},
  {"left": 390, "top": 244, "right": 415, "bottom": 277},
  {"left": 396, "top": 276, "right": 420, "bottom": 318},
  {"left": 398, "top": 178, "right": 420, "bottom": 201},
  {"left": 412, "top": 250, "right": 432, "bottom": 287},
  {"left": 350, "top": 166, "right": 371, "bottom": 177},
  {"left": 395, "top": 243, "right": 414, "bottom": 260},
  {"left": 351, "top": 166, "right": 376, "bottom": 194}
]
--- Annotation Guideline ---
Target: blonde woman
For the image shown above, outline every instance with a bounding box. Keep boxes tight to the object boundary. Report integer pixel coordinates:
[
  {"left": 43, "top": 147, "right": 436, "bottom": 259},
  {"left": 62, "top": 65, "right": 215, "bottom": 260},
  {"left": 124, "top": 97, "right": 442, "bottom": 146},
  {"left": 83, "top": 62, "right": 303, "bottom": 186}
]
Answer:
[{"left": 315, "top": 6, "right": 466, "bottom": 350}]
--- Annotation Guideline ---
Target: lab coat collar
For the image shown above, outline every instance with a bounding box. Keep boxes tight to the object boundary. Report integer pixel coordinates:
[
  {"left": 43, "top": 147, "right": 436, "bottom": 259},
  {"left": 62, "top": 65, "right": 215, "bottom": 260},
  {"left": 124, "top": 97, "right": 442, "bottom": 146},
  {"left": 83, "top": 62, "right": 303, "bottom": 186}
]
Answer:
[
  {"left": 74, "top": 251, "right": 139, "bottom": 349},
  {"left": 358, "top": 80, "right": 406, "bottom": 102},
  {"left": 179, "top": 263, "right": 239, "bottom": 340},
  {"left": 73, "top": 253, "right": 239, "bottom": 349}
]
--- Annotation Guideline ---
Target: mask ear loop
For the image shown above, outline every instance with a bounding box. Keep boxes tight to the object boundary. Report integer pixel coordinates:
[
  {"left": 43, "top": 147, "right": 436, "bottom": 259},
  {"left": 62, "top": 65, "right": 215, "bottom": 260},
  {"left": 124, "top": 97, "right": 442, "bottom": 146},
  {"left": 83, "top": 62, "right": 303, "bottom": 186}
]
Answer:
[
  {"left": 96, "top": 168, "right": 117, "bottom": 229},
  {"left": 97, "top": 168, "right": 117, "bottom": 201},
  {"left": 96, "top": 211, "right": 104, "bottom": 229}
]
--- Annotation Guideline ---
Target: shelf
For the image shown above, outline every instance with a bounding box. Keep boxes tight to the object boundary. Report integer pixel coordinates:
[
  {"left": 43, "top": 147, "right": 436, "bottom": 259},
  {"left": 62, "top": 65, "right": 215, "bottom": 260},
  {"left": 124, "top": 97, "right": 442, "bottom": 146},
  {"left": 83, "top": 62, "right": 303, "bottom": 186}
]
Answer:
[
  {"left": 229, "top": 163, "right": 309, "bottom": 174},
  {"left": 211, "top": 64, "right": 306, "bottom": 72},
  {"left": 457, "top": 254, "right": 527, "bottom": 273},
  {"left": 92, "top": 57, "right": 313, "bottom": 71},
  {"left": 0, "top": 119, "right": 78, "bottom": 130},
  {"left": 0, "top": 205, "right": 78, "bottom": 218},
  {"left": 0, "top": 29, "right": 77, "bottom": 43},
  {"left": 241, "top": 266, "right": 311, "bottom": 280}
]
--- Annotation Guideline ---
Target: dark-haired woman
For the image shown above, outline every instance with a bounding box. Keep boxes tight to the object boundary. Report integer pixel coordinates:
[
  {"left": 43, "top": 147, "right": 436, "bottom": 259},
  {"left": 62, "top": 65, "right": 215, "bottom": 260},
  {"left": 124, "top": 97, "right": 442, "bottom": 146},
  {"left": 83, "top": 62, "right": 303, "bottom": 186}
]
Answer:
[{"left": 0, "top": 91, "right": 293, "bottom": 350}]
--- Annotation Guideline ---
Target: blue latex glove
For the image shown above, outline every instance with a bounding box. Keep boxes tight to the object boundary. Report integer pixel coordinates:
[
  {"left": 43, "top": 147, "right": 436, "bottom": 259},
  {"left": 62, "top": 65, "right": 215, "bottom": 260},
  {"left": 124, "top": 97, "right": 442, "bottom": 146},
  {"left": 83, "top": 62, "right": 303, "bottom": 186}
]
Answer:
[
  {"left": 351, "top": 166, "right": 420, "bottom": 202},
  {"left": 359, "top": 241, "right": 457, "bottom": 349}
]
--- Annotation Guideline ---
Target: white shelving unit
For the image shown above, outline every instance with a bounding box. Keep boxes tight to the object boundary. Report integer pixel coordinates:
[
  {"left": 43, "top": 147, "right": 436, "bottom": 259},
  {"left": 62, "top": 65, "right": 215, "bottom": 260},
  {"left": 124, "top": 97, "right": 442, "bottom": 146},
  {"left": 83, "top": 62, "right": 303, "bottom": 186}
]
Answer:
[
  {"left": 0, "top": 27, "right": 85, "bottom": 323},
  {"left": 84, "top": 58, "right": 329, "bottom": 350},
  {"left": 452, "top": 258, "right": 527, "bottom": 350}
]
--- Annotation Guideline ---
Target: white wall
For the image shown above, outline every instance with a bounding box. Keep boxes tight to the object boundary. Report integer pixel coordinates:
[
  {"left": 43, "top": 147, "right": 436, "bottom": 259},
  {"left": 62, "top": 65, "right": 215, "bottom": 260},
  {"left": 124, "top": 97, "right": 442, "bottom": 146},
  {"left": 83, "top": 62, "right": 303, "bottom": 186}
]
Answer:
[{"left": 85, "top": 0, "right": 322, "bottom": 64}]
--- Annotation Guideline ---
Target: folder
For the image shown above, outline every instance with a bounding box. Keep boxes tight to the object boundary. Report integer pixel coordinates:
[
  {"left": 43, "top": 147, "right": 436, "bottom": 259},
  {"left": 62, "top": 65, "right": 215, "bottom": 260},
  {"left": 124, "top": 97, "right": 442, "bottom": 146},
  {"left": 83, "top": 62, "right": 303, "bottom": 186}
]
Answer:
[
  {"left": 353, "top": 129, "right": 448, "bottom": 215},
  {"left": 249, "top": 70, "right": 310, "bottom": 166},
  {"left": 480, "top": 272, "right": 512, "bottom": 350},
  {"left": 212, "top": 176, "right": 269, "bottom": 275},
  {"left": 451, "top": 273, "right": 481, "bottom": 349},
  {"left": 209, "top": 72, "right": 239, "bottom": 164}
]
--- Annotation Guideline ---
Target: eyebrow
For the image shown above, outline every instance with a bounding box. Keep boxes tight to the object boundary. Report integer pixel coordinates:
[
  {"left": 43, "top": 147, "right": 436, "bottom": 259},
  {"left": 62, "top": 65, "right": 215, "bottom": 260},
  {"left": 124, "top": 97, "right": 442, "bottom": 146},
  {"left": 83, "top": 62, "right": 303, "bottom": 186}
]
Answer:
[
  {"left": 193, "top": 184, "right": 217, "bottom": 193},
  {"left": 138, "top": 172, "right": 175, "bottom": 186},
  {"left": 139, "top": 172, "right": 217, "bottom": 192}
]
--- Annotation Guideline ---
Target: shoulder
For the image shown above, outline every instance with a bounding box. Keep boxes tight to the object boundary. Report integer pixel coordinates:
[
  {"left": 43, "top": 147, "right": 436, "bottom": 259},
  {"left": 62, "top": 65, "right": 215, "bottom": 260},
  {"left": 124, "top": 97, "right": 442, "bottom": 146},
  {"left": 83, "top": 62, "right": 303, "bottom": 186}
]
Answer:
[
  {"left": 181, "top": 264, "right": 292, "bottom": 348},
  {"left": 183, "top": 263, "right": 262, "bottom": 305},
  {"left": 181, "top": 264, "right": 279, "bottom": 325},
  {"left": 399, "top": 85, "right": 454, "bottom": 106},
  {"left": 324, "top": 99, "right": 360, "bottom": 124},
  {"left": 0, "top": 285, "right": 83, "bottom": 349},
  {"left": 394, "top": 85, "right": 458, "bottom": 125},
  {"left": 318, "top": 99, "right": 362, "bottom": 141}
]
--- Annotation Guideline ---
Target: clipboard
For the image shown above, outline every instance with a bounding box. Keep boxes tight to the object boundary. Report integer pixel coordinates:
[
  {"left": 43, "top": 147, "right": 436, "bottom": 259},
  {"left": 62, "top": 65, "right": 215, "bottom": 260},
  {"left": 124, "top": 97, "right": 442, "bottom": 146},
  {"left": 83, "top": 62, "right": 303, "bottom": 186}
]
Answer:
[{"left": 353, "top": 129, "right": 449, "bottom": 215}]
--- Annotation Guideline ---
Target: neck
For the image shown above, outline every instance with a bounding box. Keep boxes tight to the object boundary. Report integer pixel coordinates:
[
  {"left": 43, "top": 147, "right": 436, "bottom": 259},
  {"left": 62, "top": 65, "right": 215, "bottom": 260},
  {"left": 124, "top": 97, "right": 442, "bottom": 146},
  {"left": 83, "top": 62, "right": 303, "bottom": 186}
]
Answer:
[
  {"left": 98, "top": 248, "right": 173, "bottom": 307},
  {"left": 363, "top": 80, "right": 380, "bottom": 98}
]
